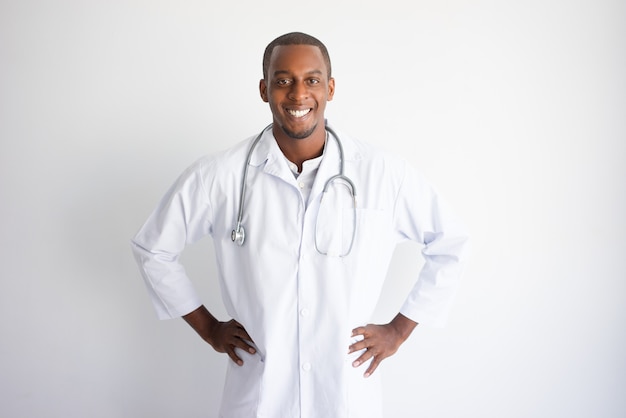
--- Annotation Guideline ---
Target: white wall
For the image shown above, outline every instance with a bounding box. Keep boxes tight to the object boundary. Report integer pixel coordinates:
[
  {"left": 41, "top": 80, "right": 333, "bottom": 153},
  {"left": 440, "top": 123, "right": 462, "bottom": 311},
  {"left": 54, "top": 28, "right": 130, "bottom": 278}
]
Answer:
[{"left": 1, "top": 1, "right": 624, "bottom": 417}]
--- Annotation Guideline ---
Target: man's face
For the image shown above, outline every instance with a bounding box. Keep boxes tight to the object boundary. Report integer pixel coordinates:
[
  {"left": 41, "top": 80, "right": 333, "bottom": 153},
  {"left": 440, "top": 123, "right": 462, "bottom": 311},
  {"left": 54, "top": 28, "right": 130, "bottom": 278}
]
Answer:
[{"left": 260, "top": 44, "right": 335, "bottom": 140}]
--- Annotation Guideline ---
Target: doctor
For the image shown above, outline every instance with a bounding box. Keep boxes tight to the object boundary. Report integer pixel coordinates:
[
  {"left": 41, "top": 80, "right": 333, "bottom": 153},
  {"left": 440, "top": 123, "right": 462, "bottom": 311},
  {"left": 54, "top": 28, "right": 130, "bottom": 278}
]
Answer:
[{"left": 132, "top": 32, "right": 469, "bottom": 417}]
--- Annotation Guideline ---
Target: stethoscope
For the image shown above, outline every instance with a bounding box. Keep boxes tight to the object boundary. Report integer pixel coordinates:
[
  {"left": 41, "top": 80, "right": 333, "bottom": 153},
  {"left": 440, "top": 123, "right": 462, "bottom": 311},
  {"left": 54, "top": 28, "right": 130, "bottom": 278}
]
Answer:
[{"left": 231, "top": 122, "right": 357, "bottom": 256}]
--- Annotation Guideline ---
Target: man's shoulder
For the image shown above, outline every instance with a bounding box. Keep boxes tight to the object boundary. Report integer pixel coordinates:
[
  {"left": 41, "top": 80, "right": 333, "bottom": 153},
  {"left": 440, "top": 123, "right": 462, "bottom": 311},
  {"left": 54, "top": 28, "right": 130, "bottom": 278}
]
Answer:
[
  {"left": 187, "top": 134, "right": 257, "bottom": 174},
  {"left": 337, "top": 129, "right": 406, "bottom": 166}
]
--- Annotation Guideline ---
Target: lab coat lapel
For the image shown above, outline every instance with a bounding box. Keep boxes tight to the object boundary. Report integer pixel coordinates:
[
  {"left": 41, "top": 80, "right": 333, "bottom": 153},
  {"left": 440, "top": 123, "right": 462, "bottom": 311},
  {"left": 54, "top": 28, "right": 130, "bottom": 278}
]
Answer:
[{"left": 248, "top": 129, "right": 296, "bottom": 185}]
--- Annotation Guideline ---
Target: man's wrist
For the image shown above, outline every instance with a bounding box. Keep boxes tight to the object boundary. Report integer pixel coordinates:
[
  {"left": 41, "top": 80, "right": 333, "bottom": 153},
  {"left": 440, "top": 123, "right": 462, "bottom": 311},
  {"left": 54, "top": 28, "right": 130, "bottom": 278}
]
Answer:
[
  {"left": 183, "top": 305, "right": 220, "bottom": 346},
  {"left": 390, "top": 313, "right": 418, "bottom": 341}
]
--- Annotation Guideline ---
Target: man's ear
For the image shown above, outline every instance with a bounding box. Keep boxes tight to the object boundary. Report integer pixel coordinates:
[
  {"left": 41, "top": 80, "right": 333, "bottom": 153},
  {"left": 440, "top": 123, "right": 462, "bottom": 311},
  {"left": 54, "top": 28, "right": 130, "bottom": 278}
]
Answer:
[
  {"left": 327, "top": 77, "right": 335, "bottom": 101},
  {"left": 259, "top": 79, "right": 268, "bottom": 102}
]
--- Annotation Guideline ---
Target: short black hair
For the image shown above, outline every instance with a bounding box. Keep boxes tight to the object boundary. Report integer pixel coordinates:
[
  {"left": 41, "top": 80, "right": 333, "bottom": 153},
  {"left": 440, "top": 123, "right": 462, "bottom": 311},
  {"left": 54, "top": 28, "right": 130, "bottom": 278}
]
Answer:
[{"left": 262, "top": 32, "right": 332, "bottom": 80}]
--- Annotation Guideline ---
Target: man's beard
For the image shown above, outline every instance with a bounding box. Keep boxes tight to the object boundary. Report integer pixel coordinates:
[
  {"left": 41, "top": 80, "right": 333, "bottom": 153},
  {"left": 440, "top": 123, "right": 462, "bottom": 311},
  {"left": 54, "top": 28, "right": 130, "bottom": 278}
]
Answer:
[{"left": 280, "top": 121, "right": 318, "bottom": 140}]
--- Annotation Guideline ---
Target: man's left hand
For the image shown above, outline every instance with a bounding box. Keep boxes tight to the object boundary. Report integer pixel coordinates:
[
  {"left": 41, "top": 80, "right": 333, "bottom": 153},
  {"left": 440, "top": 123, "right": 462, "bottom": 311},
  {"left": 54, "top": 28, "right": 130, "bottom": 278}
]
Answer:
[{"left": 348, "top": 313, "right": 417, "bottom": 378}]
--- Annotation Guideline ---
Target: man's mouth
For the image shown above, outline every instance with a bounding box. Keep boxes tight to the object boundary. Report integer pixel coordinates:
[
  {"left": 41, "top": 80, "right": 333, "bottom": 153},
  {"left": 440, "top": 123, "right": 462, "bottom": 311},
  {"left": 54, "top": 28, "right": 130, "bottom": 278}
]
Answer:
[{"left": 286, "top": 108, "right": 311, "bottom": 118}]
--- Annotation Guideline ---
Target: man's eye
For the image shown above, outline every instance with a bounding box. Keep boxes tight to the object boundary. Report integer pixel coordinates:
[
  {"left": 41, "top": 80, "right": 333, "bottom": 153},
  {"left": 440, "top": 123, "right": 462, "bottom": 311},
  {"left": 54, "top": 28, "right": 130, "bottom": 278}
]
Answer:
[
  {"left": 308, "top": 79, "right": 320, "bottom": 85},
  {"left": 277, "top": 79, "right": 291, "bottom": 86}
]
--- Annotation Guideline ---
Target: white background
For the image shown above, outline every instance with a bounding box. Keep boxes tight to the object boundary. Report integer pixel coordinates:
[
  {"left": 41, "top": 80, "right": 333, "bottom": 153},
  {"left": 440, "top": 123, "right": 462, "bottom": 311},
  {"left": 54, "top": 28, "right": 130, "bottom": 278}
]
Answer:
[{"left": 1, "top": 1, "right": 624, "bottom": 417}]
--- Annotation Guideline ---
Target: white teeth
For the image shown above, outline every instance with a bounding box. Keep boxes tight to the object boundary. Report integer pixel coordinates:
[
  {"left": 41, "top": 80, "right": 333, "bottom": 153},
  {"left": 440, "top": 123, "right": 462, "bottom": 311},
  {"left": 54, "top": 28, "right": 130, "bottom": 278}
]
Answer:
[{"left": 287, "top": 109, "right": 310, "bottom": 118}]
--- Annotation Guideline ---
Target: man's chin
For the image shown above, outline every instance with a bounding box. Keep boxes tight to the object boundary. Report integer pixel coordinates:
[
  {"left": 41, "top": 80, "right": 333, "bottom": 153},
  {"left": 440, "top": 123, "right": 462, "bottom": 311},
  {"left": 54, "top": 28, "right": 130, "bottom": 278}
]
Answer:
[{"left": 280, "top": 122, "right": 318, "bottom": 140}]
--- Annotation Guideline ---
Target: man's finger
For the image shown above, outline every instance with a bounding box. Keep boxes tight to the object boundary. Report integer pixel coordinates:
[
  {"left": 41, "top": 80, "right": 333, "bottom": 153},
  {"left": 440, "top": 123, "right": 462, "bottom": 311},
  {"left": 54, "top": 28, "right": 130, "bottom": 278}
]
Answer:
[
  {"left": 233, "top": 337, "right": 256, "bottom": 354},
  {"left": 351, "top": 326, "right": 368, "bottom": 337},
  {"left": 348, "top": 339, "right": 367, "bottom": 354},
  {"left": 226, "top": 347, "right": 244, "bottom": 366},
  {"left": 236, "top": 328, "right": 254, "bottom": 343},
  {"left": 231, "top": 321, "right": 254, "bottom": 344},
  {"left": 363, "top": 356, "right": 381, "bottom": 378},
  {"left": 352, "top": 348, "right": 374, "bottom": 368}
]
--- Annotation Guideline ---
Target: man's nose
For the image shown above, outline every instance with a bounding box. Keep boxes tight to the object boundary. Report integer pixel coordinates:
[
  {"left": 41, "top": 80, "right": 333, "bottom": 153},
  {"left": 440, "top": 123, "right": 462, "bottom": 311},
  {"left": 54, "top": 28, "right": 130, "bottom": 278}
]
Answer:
[{"left": 288, "top": 81, "right": 308, "bottom": 101}]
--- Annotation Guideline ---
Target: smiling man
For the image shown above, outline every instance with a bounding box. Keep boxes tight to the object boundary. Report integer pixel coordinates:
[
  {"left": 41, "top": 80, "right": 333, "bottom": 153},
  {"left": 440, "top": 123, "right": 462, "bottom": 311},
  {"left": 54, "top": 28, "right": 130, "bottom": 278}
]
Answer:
[
  {"left": 132, "top": 32, "right": 469, "bottom": 418},
  {"left": 260, "top": 42, "right": 334, "bottom": 168}
]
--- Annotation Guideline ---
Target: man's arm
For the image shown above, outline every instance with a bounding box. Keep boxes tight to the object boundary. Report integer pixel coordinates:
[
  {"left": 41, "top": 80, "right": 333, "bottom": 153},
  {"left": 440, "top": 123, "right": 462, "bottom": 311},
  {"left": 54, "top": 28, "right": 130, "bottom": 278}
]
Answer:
[
  {"left": 183, "top": 305, "right": 256, "bottom": 366},
  {"left": 348, "top": 313, "right": 418, "bottom": 378}
]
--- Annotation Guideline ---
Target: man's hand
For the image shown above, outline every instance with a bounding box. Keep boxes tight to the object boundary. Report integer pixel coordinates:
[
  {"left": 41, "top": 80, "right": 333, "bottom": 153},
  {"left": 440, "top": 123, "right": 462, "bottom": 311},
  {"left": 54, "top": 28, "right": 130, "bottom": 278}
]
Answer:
[
  {"left": 183, "top": 305, "right": 255, "bottom": 366},
  {"left": 348, "top": 313, "right": 417, "bottom": 378},
  {"left": 208, "top": 319, "right": 256, "bottom": 366}
]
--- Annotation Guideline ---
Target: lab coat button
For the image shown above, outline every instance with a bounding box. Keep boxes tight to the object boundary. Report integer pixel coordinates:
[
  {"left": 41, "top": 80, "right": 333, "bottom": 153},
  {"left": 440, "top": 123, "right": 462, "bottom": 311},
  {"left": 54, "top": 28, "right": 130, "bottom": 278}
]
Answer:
[
  {"left": 300, "top": 308, "right": 309, "bottom": 317},
  {"left": 302, "top": 362, "right": 311, "bottom": 371}
]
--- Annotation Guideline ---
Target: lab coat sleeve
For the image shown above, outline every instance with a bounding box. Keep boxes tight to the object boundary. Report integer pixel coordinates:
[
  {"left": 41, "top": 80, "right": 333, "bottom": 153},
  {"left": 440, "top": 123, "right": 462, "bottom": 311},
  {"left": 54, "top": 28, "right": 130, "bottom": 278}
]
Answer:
[
  {"left": 131, "top": 159, "right": 213, "bottom": 320},
  {"left": 394, "top": 161, "right": 470, "bottom": 327}
]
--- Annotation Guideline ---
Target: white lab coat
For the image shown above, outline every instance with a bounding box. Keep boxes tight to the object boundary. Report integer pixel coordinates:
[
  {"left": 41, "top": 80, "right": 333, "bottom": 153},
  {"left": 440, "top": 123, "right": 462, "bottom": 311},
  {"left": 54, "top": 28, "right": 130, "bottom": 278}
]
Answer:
[{"left": 131, "top": 125, "right": 469, "bottom": 418}]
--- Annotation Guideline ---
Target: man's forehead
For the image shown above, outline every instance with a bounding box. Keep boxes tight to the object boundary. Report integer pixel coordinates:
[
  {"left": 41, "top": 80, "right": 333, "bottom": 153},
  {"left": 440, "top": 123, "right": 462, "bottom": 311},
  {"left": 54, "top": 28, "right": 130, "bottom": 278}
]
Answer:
[{"left": 269, "top": 45, "right": 327, "bottom": 74}]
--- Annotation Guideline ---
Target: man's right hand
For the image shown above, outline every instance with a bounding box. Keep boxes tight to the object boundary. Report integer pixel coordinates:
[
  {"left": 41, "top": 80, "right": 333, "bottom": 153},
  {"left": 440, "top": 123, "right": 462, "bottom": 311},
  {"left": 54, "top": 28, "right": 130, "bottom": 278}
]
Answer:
[{"left": 183, "top": 305, "right": 256, "bottom": 366}]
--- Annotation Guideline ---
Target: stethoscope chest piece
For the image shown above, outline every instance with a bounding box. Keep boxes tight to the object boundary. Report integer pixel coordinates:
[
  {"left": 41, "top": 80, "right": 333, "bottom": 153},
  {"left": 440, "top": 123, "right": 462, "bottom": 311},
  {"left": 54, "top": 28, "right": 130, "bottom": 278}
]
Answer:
[{"left": 231, "top": 225, "right": 245, "bottom": 246}]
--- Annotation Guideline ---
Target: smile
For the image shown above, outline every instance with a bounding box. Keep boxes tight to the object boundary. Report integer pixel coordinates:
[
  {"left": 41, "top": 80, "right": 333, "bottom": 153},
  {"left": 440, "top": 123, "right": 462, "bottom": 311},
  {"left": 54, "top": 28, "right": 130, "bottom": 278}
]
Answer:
[{"left": 286, "top": 108, "right": 311, "bottom": 118}]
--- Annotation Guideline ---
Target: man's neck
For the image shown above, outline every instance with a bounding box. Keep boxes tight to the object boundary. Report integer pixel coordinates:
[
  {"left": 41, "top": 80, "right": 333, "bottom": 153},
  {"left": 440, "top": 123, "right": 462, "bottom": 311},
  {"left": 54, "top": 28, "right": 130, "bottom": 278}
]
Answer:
[{"left": 274, "top": 128, "right": 326, "bottom": 173}]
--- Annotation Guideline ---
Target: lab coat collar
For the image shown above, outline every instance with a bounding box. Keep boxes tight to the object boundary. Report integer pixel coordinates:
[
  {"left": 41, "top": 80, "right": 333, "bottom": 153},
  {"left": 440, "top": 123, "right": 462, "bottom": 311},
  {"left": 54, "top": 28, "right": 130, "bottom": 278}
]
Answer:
[
  {"left": 247, "top": 122, "right": 360, "bottom": 167},
  {"left": 247, "top": 127, "right": 291, "bottom": 180},
  {"left": 247, "top": 122, "right": 361, "bottom": 189}
]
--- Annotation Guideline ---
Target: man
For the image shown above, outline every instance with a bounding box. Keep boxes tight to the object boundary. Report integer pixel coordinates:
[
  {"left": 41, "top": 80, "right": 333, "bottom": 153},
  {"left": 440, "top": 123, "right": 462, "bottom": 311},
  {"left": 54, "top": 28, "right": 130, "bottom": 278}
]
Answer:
[{"left": 132, "top": 32, "right": 469, "bottom": 417}]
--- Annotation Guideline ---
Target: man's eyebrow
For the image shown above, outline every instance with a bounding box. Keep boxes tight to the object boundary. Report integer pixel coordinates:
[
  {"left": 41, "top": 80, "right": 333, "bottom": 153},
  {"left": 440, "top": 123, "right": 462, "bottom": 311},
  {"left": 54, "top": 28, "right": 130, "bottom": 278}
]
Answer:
[{"left": 272, "top": 69, "right": 324, "bottom": 77}]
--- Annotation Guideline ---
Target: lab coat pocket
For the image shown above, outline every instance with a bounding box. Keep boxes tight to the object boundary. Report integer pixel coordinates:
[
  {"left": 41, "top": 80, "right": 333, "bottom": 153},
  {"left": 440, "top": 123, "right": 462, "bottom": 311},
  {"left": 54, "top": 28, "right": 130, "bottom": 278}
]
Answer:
[
  {"left": 315, "top": 199, "right": 358, "bottom": 258},
  {"left": 352, "top": 207, "right": 390, "bottom": 261},
  {"left": 354, "top": 207, "right": 387, "bottom": 235},
  {"left": 220, "top": 350, "right": 265, "bottom": 417},
  {"left": 348, "top": 208, "right": 393, "bottom": 309}
]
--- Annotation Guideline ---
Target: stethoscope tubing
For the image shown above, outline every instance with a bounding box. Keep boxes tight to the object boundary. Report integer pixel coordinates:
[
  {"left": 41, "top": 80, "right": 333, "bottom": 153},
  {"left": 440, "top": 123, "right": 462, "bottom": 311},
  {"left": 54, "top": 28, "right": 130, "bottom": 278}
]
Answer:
[
  {"left": 232, "top": 122, "right": 356, "bottom": 253},
  {"left": 231, "top": 123, "right": 272, "bottom": 245}
]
